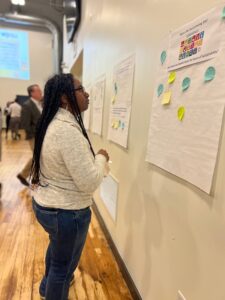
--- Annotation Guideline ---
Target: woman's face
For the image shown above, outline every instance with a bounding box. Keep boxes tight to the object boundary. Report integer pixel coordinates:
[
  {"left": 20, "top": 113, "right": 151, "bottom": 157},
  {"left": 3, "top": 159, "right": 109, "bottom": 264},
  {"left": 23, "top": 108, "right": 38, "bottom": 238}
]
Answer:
[{"left": 74, "top": 79, "right": 89, "bottom": 112}]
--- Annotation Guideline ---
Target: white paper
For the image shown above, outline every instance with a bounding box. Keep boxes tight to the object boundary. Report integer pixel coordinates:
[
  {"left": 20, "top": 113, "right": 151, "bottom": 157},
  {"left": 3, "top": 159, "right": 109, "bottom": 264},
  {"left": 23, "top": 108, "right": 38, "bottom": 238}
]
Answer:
[
  {"left": 107, "top": 54, "right": 135, "bottom": 148},
  {"left": 92, "top": 75, "right": 105, "bottom": 135},
  {"left": 167, "top": 5, "right": 223, "bottom": 71},
  {"left": 146, "top": 3, "right": 225, "bottom": 194},
  {"left": 100, "top": 174, "right": 118, "bottom": 222}
]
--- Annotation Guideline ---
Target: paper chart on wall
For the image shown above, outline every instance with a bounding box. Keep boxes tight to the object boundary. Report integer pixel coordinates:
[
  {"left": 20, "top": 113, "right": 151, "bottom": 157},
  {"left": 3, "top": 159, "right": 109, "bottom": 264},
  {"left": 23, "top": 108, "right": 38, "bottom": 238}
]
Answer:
[
  {"left": 167, "top": 5, "right": 222, "bottom": 71},
  {"left": 107, "top": 54, "right": 135, "bottom": 148},
  {"left": 92, "top": 75, "right": 105, "bottom": 135},
  {"left": 146, "top": 3, "right": 225, "bottom": 194},
  {"left": 83, "top": 84, "right": 92, "bottom": 130}
]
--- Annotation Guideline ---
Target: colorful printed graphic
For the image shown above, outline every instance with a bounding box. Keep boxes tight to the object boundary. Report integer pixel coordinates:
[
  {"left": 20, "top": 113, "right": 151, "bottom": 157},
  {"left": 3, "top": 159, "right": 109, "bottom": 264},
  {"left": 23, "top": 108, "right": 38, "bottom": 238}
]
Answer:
[{"left": 179, "top": 31, "right": 204, "bottom": 60}]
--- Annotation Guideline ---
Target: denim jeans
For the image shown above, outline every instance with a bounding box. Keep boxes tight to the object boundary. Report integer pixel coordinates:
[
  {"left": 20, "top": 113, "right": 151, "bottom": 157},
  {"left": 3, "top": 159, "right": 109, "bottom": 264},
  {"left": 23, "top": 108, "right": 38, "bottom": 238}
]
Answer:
[{"left": 32, "top": 198, "right": 91, "bottom": 300}]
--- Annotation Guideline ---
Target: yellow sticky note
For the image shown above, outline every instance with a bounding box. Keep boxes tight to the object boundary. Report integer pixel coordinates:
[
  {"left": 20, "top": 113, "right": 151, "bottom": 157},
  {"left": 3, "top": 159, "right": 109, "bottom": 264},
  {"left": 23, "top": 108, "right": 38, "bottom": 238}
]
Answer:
[
  {"left": 114, "top": 121, "right": 119, "bottom": 129},
  {"left": 162, "top": 91, "right": 172, "bottom": 105},
  {"left": 111, "top": 95, "right": 116, "bottom": 104},
  {"left": 177, "top": 106, "right": 185, "bottom": 121},
  {"left": 168, "top": 72, "right": 176, "bottom": 84}
]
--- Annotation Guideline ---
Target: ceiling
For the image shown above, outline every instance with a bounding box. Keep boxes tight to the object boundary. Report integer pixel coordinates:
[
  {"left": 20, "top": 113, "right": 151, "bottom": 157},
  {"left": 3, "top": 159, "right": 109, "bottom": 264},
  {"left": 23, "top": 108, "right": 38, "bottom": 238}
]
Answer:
[{"left": 0, "top": 0, "right": 64, "bottom": 33}]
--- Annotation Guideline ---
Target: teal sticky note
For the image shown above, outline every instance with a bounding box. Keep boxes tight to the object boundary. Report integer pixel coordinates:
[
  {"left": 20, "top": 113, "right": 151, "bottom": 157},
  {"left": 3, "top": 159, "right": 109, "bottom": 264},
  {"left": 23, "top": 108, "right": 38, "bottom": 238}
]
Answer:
[
  {"left": 157, "top": 84, "right": 164, "bottom": 97},
  {"left": 222, "top": 7, "right": 225, "bottom": 18},
  {"left": 204, "top": 66, "right": 216, "bottom": 82},
  {"left": 160, "top": 51, "right": 167, "bottom": 65},
  {"left": 182, "top": 77, "right": 191, "bottom": 91}
]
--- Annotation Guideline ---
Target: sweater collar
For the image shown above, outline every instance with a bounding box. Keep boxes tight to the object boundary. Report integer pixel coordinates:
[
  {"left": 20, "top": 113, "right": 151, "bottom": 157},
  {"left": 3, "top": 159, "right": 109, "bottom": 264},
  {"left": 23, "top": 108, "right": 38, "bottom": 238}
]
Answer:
[{"left": 55, "top": 108, "right": 79, "bottom": 125}]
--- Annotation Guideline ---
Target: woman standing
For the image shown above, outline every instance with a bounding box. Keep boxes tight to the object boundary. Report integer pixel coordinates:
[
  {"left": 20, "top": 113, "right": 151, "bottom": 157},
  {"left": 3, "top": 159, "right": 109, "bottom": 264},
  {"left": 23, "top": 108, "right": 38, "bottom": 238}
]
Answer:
[{"left": 31, "top": 74, "right": 109, "bottom": 300}]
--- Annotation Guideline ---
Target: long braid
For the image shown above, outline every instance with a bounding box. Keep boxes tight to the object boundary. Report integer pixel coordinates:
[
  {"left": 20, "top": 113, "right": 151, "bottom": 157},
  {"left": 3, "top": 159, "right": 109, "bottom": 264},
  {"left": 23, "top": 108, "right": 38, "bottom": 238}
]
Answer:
[
  {"left": 64, "top": 75, "right": 95, "bottom": 157},
  {"left": 30, "top": 73, "right": 95, "bottom": 185}
]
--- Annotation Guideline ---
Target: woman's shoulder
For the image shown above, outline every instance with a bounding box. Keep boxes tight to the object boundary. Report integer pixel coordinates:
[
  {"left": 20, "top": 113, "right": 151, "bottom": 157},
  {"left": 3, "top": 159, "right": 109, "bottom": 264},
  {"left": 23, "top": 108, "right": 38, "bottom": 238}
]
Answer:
[{"left": 50, "top": 117, "right": 82, "bottom": 142}]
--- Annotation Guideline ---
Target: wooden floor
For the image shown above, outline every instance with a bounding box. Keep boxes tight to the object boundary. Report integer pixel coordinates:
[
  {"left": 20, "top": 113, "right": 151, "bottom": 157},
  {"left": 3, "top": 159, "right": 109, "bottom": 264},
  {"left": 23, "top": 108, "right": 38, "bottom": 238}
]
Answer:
[{"left": 0, "top": 132, "right": 133, "bottom": 300}]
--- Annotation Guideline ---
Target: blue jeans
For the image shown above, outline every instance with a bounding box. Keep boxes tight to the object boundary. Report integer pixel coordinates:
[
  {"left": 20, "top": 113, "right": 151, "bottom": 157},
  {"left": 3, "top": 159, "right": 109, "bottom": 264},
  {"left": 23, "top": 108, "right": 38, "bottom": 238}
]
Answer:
[{"left": 32, "top": 198, "right": 91, "bottom": 300}]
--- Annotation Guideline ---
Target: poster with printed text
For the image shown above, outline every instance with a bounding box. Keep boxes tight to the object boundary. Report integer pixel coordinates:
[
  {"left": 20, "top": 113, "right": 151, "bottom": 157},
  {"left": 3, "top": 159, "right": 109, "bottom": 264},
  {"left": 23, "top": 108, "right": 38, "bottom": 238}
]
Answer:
[
  {"left": 107, "top": 54, "right": 135, "bottom": 148},
  {"left": 167, "top": 5, "right": 222, "bottom": 71},
  {"left": 92, "top": 75, "right": 105, "bottom": 135},
  {"left": 146, "top": 3, "right": 225, "bottom": 194}
]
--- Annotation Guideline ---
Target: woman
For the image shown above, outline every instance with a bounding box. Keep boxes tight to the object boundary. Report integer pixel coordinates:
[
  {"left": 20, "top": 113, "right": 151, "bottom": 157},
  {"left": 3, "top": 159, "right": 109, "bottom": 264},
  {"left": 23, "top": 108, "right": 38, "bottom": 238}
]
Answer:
[{"left": 31, "top": 74, "right": 109, "bottom": 300}]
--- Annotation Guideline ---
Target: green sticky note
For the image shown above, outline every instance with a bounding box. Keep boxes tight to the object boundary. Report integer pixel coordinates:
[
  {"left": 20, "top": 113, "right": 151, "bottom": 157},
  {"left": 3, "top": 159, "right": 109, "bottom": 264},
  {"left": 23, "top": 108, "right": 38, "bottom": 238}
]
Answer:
[
  {"left": 182, "top": 77, "right": 191, "bottom": 91},
  {"left": 157, "top": 84, "right": 164, "bottom": 97},
  {"left": 204, "top": 66, "right": 216, "bottom": 82},
  {"left": 178, "top": 106, "right": 185, "bottom": 121},
  {"left": 162, "top": 91, "right": 172, "bottom": 105},
  {"left": 160, "top": 50, "right": 167, "bottom": 65},
  {"left": 222, "top": 7, "right": 225, "bottom": 18},
  {"left": 168, "top": 72, "right": 176, "bottom": 84}
]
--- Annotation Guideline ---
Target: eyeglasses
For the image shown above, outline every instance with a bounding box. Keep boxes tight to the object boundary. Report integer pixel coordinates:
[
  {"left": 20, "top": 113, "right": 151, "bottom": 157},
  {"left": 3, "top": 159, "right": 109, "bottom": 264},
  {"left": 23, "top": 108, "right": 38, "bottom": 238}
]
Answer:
[{"left": 74, "top": 86, "right": 86, "bottom": 93}]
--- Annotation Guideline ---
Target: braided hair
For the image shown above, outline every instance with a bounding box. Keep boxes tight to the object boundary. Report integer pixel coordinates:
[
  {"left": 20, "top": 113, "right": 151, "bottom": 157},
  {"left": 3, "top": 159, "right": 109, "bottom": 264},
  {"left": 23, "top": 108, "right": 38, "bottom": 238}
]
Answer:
[{"left": 30, "top": 73, "right": 95, "bottom": 185}]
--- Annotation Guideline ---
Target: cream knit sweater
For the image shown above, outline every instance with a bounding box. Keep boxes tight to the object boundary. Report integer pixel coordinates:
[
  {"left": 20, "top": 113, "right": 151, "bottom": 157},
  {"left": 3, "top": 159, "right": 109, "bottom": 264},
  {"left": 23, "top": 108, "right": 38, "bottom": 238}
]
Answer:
[{"left": 33, "top": 108, "right": 106, "bottom": 210}]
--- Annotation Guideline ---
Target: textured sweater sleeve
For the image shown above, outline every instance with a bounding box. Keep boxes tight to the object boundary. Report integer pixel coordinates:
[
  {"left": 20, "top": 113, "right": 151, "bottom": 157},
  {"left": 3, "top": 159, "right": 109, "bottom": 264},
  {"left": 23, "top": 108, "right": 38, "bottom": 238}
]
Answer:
[{"left": 59, "top": 123, "right": 106, "bottom": 193}]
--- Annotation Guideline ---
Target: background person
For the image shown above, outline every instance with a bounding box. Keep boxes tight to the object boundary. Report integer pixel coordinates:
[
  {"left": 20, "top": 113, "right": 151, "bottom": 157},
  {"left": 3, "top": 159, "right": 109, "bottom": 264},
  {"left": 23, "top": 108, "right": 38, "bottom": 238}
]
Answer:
[{"left": 17, "top": 84, "right": 43, "bottom": 186}]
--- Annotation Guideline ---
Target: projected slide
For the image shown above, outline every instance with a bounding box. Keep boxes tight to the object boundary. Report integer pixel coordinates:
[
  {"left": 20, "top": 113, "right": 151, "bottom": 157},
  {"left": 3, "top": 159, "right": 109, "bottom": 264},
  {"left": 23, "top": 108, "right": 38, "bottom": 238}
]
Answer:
[{"left": 0, "top": 29, "right": 30, "bottom": 80}]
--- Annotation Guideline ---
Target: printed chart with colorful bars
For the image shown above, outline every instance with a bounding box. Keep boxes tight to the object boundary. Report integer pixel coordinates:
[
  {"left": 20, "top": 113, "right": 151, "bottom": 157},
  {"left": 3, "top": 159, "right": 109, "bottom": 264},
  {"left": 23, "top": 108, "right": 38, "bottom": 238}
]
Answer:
[{"left": 146, "top": 3, "right": 225, "bottom": 194}]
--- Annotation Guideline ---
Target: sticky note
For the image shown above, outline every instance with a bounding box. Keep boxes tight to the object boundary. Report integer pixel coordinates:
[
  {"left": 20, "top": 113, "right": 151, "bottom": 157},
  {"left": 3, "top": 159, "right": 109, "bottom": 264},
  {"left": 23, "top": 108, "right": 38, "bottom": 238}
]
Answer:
[
  {"left": 162, "top": 91, "right": 172, "bottom": 105},
  {"left": 111, "top": 95, "right": 116, "bottom": 104},
  {"left": 114, "top": 121, "right": 119, "bottom": 129},
  {"left": 204, "top": 66, "right": 216, "bottom": 82},
  {"left": 222, "top": 7, "right": 225, "bottom": 18},
  {"left": 160, "top": 50, "right": 167, "bottom": 65},
  {"left": 182, "top": 77, "right": 191, "bottom": 91},
  {"left": 157, "top": 84, "right": 164, "bottom": 97},
  {"left": 178, "top": 106, "right": 185, "bottom": 121},
  {"left": 168, "top": 72, "right": 176, "bottom": 84},
  {"left": 121, "top": 123, "right": 125, "bottom": 130}
]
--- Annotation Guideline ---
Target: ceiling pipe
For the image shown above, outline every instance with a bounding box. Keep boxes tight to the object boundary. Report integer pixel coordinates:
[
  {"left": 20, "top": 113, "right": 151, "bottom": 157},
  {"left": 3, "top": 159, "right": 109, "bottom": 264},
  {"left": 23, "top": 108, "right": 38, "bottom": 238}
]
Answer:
[{"left": 0, "top": 13, "right": 61, "bottom": 73}]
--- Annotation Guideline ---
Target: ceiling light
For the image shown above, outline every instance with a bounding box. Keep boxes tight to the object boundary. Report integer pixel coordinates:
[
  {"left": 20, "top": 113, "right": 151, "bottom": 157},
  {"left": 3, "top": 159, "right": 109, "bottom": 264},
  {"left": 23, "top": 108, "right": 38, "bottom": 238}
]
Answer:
[{"left": 11, "top": 0, "right": 26, "bottom": 6}]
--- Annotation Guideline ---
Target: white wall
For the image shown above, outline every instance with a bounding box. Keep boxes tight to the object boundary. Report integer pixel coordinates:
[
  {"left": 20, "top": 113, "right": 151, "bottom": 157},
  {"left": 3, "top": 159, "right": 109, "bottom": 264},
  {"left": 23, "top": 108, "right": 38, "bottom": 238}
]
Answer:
[
  {"left": 0, "top": 27, "right": 54, "bottom": 120},
  {"left": 64, "top": 1, "right": 225, "bottom": 299}
]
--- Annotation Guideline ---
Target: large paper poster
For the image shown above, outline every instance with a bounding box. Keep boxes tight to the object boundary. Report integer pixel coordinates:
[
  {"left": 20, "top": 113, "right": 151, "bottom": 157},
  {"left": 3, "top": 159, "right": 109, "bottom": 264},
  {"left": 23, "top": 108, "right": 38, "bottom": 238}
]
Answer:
[
  {"left": 107, "top": 54, "right": 135, "bottom": 148},
  {"left": 92, "top": 75, "right": 105, "bottom": 135},
  {"left": 146, "top": 4, "right": 225, "bottom": 194},
  {"left": 168, "top": 5, "right": 222, "bottom": 71}
]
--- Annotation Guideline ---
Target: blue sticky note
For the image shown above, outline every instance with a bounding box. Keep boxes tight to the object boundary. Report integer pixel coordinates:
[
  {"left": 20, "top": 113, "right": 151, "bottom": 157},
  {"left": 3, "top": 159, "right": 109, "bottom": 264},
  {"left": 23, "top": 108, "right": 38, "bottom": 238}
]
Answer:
[
  {"left": 160, "top": 51, "right": 167, "bottom": 65},
  {"left": 157, "top": 84, "right": 164, "bottom": 97},
  {"left": 204, "top": 66, "right": 216, "bottom": 82},
  {"left": 182, "top": 77, "right": 191, "bottom": 91}
]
